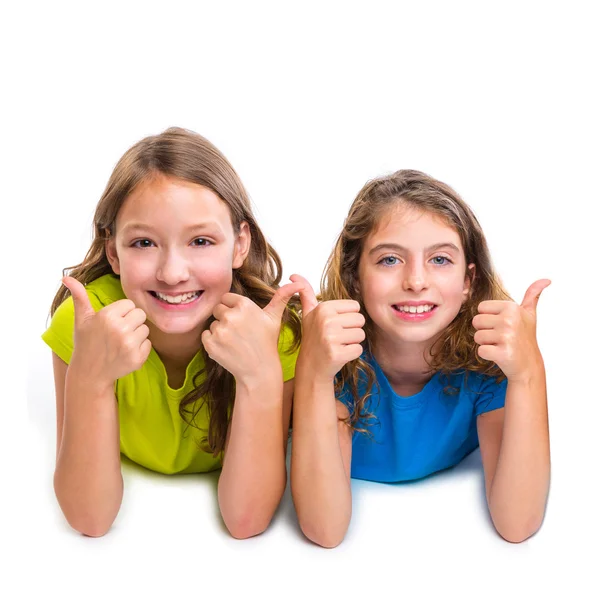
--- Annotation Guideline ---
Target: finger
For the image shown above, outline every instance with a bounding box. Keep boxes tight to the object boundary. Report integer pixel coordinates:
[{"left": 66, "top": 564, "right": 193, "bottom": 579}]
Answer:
[
  {"left": 62, "top": 276, "right": 95, "bottom": 326},
  {"left": 337, "top": 312, "right": 366, "bottom": 329},
  {"left": 289, "top": 274, "right": 319, "bottom": 315},
  {"left": 521, "top": 279, "right": 551, "bottom": 312},
  {"left": 474, "top": 329, "right": 499, "bottom": 346},
  {"left": 201, "top": 329, "right": 213, "bottom": 353},
  {"left": 338, "top": 328, "right": 366, "bottom": 345},
  {"left": 472, "top": 313, "right": 501, "bottom": 331},
  {"left": 341, "top": 344, "right": 364, "bottom": 363},
  {"left": 105, "top": 298, "right": 138, "bottom": 318},
  {"left": 218, "top": 293, "right": 247, "bottom": 309},
  {"left": 477, "top": 300, "right": 511, "bottom": 315},
  {"left": 131, "top": 323, "right": 150, "bottom": 346},
  {"left": 477, "top": 344, "right": 499, "bottom": 362},
  {"left": 263, "top": 280, "right": 305, "bottom": 322},
  {"left": 212, "top": 303, "right": 229, "bottom": 321},
  {"left": 122, "top": 307, "right": 147, "bottom": 330},
  {"left": 139, "top": 339, "right": 152, "bottom": 363},
  {"left": 327, "top": 299, "right": 362, "bottom": 314}
]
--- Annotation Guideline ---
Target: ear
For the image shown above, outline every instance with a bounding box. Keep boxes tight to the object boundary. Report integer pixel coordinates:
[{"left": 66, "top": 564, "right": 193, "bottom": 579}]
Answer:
[
  {"left": 232, "top": 221, "right": 251, "bottom": 269},
  {"left": 105, "top": 231, "right": 121, "bottom": 275},
  {"left": 463, "top": 263, "right": 475, "bottom": 299}
]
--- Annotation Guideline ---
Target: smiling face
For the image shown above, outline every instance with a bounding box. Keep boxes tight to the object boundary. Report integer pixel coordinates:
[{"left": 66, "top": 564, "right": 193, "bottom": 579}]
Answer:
[
  {"left": 358, "top": 204, "right": 474, "bottom": 348},
  {"left": 106, "top": 173, "right": 250, "bottom": 338}
]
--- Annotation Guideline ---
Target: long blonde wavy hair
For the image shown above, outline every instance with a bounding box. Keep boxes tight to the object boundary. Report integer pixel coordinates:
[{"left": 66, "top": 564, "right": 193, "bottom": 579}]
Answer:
[
  {"left": 321, "top": 169, "right": 511, "bottom": 428},
  {"left": 51, "top": 127, "right": 301, "bottom": 455}
]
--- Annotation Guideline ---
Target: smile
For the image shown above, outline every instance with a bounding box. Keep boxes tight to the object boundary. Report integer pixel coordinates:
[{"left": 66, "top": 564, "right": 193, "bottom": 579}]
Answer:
[
  {"left": 391, "top": 304, "right": 438, "bottom": 321},
  {"left": 149, "top": 290, "right": 203, "bottom": 305},
  {"left": 392, "top": 304, "right": 436, "bottom": 314}
]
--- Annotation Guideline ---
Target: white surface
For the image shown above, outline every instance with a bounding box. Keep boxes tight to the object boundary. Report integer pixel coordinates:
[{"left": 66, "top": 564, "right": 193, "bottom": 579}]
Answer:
[{"left": 5, "top": 1, "right": 598, "bottom": 598}]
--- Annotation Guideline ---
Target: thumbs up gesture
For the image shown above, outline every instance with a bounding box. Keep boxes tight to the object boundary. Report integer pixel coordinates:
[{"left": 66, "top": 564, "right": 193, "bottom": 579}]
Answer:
[
  {"left": 472, "top": 279, "right": 551, "bottom": 382},
  {"left": 62, "top": 276, "right": 152, "bottom": 389},
  {"left": 201, "top": 280, "right": 305, "bottom": 384},
  {"left": 291, "top": 274, "right": 365, "bottom": 382}
]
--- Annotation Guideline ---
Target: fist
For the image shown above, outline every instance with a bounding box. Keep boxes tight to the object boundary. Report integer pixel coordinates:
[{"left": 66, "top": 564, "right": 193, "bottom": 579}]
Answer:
[
  {"left": 291, "top": 274, "right": 365, "bottom": 382},
  {"left": 62, "top": 276, "right": 151, "bottom": 388},
  {"left": 201, "top": 280, "right": 305, "bottom": 384},
  {"left": 472, "top": 279, "right": 550, "bottom": 382}
]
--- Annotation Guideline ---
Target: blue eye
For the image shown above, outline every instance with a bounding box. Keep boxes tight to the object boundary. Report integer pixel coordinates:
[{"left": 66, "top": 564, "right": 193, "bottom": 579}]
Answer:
[
  {"left": 431, "top": 256, "right": 451, "bottom": 265},
  {"left": 191, "top": 238, "right": 211, "bottom": 247},
  {"left": 132, "top": 239, "right": 154, "bottom": 248},
  {"left": 378, "top": 256, "right": 399, "bottom": 267}
]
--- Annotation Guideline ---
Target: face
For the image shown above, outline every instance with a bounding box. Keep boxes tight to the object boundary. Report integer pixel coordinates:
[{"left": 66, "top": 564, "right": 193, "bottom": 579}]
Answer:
[
  {"left": 357, "top": 205, "right": 474, "bottom": 347},
  {"left": 106, "top": 174, "right": 250, "bottom": 337}
]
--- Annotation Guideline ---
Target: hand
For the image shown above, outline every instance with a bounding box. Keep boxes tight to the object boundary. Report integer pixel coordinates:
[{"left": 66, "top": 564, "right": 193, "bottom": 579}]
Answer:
[
  {"left": 62, "top": 276, "right": 151, "bottom": 390},
  {"left": 201, "top": 280, "right": 305, "bottom": 385},
  {"left": 473, "top": 279, "right": 551, "bottom": 383},
  {"left": 291, "top": 274, "right": 365, "bottom": 382}
]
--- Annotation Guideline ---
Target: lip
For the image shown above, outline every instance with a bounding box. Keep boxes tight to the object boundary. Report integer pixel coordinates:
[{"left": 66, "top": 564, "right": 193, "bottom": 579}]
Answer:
[
  {"left": 151, "top": 290, "right": 202, "bottom": 296},
  {"left": 148, "top": 290, "right": 204, "bottom": 311},
  {"left": 391, "top": 304, "right": 438, "bottom": 322},
  {"left": 393, "top": 300, "right": 437, "bottom": 306}
]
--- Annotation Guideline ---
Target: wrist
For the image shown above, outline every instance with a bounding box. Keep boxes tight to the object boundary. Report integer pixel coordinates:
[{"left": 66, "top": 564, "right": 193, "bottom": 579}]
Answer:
[
  {"left": 295, "top": 358, "right": 335, "bottom": 386},
  {"left": 507, "top": 357, "right": 546, "bottom": 386},
  {"left": 67, "top": 358, "right": 115, "bottom": 397}
]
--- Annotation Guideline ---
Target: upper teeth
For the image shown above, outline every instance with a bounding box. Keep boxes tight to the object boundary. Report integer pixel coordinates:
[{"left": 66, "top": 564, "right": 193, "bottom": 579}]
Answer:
[
  {"left": 396, "top": 304, "right": 434, "bottom": 313},
  {"left": 155, "top": 291, "right": 200, "bottom": 304}
]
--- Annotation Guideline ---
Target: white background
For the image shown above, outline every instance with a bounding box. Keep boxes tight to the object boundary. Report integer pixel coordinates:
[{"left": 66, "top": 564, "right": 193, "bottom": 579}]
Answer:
[{"left": 4, "top": 1, "right": 599, "bottom": 598}]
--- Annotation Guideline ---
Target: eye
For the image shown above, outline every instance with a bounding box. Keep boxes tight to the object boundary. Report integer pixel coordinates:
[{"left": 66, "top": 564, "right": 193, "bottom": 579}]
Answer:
[
  {"left": 132, "top": 239, "right": 154, "bottom": 249},
  {"left": 430, "top": 255, "right": 452, "bottom": 266},
  {"left": 191, "top": 237, "right": 212, "bottom": 247},
  {"left": 378, "top": 256, "right": 399, "bottom": 267}
]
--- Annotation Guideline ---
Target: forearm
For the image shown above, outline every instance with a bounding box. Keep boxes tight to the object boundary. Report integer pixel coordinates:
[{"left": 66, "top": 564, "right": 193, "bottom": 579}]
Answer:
[
  {"left": 54, "top": 366, "right": 123, "bottom": 537},
  {"left": 488, "top": 364, "right": 550, "bottom": 542},
  {"left": 290, "top": 371, "right": 351, "bottom": 548},
  {"left": 218, "top": 375, "right": 286, "bottom": 539}
]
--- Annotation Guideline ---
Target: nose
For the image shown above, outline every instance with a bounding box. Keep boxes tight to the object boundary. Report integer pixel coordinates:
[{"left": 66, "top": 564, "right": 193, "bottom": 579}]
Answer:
[
  {"left": 402, "top": 258, "right": 428, "bottom": 293},
  {"left": 156, "top": 248, "right": 190, "bottom": 285}
]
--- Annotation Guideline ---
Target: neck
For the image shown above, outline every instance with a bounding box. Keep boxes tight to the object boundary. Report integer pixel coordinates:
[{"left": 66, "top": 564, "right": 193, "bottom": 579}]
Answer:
[
  {"left": 371, "top": 327, "right": 439, "bottom": 387},
  {"left": 147, "top": 323, "right": 203, "bottom": 367}
]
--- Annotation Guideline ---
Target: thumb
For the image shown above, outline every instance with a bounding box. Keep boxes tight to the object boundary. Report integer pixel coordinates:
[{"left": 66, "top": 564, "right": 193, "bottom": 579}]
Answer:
[
  {"left": 521, "top": 278, "right": 551, "bottom": 313},
  {"left": 263, "top": 280, "right": 305, "bottom": 322},
  {"left": 289, "top": 274, "right": 319, "bottom": 315},
  {"left": 62, "top": 276, "right": 95, "bottom": 326}
]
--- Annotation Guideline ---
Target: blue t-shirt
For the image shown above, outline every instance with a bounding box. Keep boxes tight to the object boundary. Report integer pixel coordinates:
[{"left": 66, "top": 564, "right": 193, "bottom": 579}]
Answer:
[{"left": 338, "top": 354, "right": 507, "bottom": 483}]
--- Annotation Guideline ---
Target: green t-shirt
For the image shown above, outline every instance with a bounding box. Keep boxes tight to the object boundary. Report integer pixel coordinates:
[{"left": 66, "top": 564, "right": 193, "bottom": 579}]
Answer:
[{"left": 42, "top": 274, "right": 299, "bottom": 475}]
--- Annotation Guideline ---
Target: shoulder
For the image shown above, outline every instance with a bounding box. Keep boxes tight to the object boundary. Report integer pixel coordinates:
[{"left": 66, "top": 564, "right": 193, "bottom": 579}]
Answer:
[
  {"left": 84, "top": 274, "right": 127, "bottom": 307},
  {"left": 462, "top": 370, "right": 508, "bottom": 415}
]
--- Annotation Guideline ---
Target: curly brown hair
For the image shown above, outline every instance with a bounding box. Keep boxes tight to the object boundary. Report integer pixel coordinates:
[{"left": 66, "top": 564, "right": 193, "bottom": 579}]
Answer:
[
  {"left": 50, "top": 127, "right": 301, "bottom": 456},
  {"left": 320, "top": 169, "right": 511, "bottom": 428}
]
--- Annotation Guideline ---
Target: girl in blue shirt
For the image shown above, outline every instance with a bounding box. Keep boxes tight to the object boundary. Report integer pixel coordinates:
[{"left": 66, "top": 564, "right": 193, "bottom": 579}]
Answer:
[{"left": 290, "top": 170, "right": 550, "bottom": 547}]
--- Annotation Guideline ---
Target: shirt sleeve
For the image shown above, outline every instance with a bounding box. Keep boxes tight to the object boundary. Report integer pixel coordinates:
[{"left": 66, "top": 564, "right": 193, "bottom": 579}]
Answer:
[
  {"left": 277, "top": 323, "right": 300, "bottom": 382},
  {"left": 41, "top": 291, "right": 104, "bottom": 364},
  {"left": 474, "top": 373, "right": 508, "bottom": 416}
]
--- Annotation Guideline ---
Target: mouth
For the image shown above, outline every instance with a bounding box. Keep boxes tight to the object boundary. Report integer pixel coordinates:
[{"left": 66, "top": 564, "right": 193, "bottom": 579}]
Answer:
[
  {"left": 392, "top": 303, "right": 437, "bottom": 314},
  {"left": 149, "top": 290, "right": 204, "bottom": 305}
]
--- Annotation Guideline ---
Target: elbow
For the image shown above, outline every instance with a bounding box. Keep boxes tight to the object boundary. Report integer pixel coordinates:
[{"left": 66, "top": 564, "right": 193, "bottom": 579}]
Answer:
[
  {"left": 54, "top": 476, "right": 118, "bottom": 538},
  {"left": 222, "top": 510, "right": 272, "bottom": 540},
  {"left": 66, "top": 516, "right": 113, "bottom": 538},
  {"left": 298, "top": 518, "right": 348, "bottom": 549},
  {"left": 493, "top": 514, "right": 544, "bottom": 544}
]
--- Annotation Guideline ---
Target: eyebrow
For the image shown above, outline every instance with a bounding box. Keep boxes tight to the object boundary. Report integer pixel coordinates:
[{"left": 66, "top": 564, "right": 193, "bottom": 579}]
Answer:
[
  {"left": 121, "top": 222, "right": 224, "bottom": 234},
  {"left": 368, "top": 242, "right": 461, "bottom": 255}
]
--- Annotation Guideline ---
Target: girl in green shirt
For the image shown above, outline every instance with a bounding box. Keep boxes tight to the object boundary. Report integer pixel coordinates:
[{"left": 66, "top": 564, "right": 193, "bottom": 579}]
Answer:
[{"left": 43, "top": 127, "right": 302, "bottom": 538}]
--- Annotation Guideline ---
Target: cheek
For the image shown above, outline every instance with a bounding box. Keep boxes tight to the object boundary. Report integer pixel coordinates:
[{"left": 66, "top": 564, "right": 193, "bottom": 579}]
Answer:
[
  {"left": 360, "top": 272, "right": 389, "bottom": 309},
  {"left": 192, "top": 249, "right": 235, "bottom": 289},
  {"left": 437, "top": 271, "right": 469, "bottom": 305},
  {"left": 118, "top": 253, "right": 155, "bottom": 281}
]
